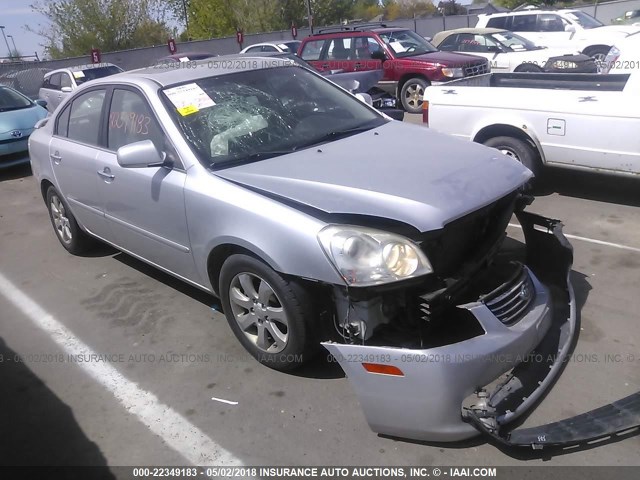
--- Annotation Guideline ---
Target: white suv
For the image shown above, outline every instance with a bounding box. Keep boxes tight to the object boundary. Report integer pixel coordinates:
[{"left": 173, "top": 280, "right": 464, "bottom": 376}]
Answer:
[{"left": 476, "top": 9, "right": 640, "bottom": 61}]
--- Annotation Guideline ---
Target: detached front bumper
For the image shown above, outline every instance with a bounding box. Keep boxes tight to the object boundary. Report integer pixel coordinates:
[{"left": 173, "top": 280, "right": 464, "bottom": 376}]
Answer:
[{"left": 324, "top": 211, "right": 638, "bottom": 446}]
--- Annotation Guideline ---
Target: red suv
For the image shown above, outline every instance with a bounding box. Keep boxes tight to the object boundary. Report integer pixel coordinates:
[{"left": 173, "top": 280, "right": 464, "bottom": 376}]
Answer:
[{"left": 298, "top": 24, "right": 490, "bottom": 113}]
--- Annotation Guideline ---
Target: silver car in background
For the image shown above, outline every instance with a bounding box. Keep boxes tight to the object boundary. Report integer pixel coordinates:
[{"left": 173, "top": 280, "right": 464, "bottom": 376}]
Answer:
[
  {"left": 29, "top": 56, "right": 637, "bottom": 448},
  {"left": 38, "top": 63, "right": 123, "bottom": 113}
]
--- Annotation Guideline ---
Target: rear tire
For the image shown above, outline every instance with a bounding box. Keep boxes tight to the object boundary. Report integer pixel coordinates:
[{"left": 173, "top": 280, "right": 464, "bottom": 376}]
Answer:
[
  {"left": 45, "top": 186, "right": 95, "bottom": 254},
  {"left": 483, "top": 136, "right": 542, "bottom": 182},
  {"left": 584, "top": 46, "right": 610, "bottom": 69},
  {"left": 219, "top": 254, "right": 319, "bottom": 371}
]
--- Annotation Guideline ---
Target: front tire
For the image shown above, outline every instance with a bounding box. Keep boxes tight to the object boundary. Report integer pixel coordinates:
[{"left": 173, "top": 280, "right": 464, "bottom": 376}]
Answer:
[
  {"left": 219, "top": 254, "right": 319, "bottom": 371},
  {"left": 45, "top": 186, "right": 95, "bottom": 254},
  {"left": 483, "top": 136, "right": 542, "bottom": 181},
  {"left": 400, "top": 77, "right": 429, "bottom": 114}
]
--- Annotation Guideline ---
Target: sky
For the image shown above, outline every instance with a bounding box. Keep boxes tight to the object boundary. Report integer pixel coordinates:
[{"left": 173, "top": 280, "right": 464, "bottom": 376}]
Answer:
[{"left": 0, "top": 0, "right": 48, "bottom": 59}]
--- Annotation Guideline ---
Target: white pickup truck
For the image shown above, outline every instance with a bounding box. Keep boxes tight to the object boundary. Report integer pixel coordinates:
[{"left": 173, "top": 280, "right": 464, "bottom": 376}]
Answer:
[{"left": 422, "top": 71, "right": 640, "bottom": 178}]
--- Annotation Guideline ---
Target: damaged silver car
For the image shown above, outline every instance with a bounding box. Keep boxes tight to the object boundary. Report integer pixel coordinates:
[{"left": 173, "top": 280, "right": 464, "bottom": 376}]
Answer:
[{"left": 29, "top": 56, "right": 640, "bottom": 448}]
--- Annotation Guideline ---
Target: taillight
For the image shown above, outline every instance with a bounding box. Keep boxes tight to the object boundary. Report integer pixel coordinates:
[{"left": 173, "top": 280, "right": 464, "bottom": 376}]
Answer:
[{"left": 422, "top": 100, "right": 429, "bottom": 125}]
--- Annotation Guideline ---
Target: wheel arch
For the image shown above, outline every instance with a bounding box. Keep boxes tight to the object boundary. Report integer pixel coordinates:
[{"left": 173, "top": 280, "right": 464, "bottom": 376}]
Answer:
[
  {"left": 582, "top": 44, "right": 611, "bottom": 57},
  {"left": 397, "top": 73, "right": 430, "bottom": 97},
  {"left": 472, "top": 123, "right": 546, "bottom": 165},
  {"left": 40, "top": 178, "right": 55, "bottom": 203},
  {"left": 206, "top": 241, "right": 281, "bottom": 297}
]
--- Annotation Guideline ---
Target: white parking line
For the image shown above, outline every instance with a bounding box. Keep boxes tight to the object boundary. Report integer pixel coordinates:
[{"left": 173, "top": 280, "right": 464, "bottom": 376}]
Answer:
[
  {"left": 0, "top": 271, "right": 243, "bottom": 467},
  {"left": 508, "top": 223, "right": 640, "bottom": 254}
]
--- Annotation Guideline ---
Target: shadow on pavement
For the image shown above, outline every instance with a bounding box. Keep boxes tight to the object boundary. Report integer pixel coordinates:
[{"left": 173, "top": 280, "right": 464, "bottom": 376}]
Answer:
[
  {"left": 0, "top": 163, "right": 32, "bottom": 182},
  {"left": 536, "top": 168, "right": 640, "bottom": 207},
  {"left": 0, "top": 337, "right": 116, "bottom": 477}
]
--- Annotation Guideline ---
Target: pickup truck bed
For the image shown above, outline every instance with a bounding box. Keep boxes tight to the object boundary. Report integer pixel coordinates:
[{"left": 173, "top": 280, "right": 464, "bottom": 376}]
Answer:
[{"left": 423, "top": 72, "right": 640, "bottom": 177}]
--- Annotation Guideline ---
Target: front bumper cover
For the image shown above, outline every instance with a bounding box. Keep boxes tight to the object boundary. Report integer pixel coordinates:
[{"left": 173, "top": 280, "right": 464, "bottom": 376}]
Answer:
[{"left": 322, "top": 211, "right": 640, "bottom": 447}]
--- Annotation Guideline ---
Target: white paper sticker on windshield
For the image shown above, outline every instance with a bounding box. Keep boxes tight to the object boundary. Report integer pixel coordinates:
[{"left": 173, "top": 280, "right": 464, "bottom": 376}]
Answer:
[
  {"left": 390, "top": 41, "right": 406, "bottom": 52},
  {"left": 73, "top": 71, "right": 85, "bottom": 79},
  {"left": 164, "top": 83, "right": 216, "bottom": 116},
  {"left": 178, "top": 56, "right": 190, "bottom": 62}
]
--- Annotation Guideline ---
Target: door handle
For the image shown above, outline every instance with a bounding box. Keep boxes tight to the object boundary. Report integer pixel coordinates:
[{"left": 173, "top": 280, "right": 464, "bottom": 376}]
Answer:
[
  {"left": 321, "top": 63, "right": 330, "bottom": 68},
  {"left": 97, "top": 168, "right": 115, "bottom": 181},
  {"left": 50, "top": 151, "right": 62, "bottom": 164}
]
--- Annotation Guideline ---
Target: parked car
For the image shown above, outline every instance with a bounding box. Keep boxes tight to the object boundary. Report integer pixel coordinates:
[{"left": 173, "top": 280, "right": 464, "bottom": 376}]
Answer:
[
  {"left": 432, "top": 28, "right": 597, "bottom": 73},
  {"left": 612, "top": 9, "right": 640, "bottom": 25},
  {"left": 240, "top": 40, "right": 301, "bottom": 54},
  {"left": 423, "top": 71, "right": 640, "bottom": 179},
  {"left": 476, "top": 8, "right": 640, "bottom": 62},
  {"left": 602, "top": 31, "right": 640, "bottom": 73},
  {"left": 153, "top": 52, "right": 217, "bottom": 65},
  {"left": 239, "top": 51, "right": 405, "bottom": 119},
  {"left": 0, "top": 85, "right": 48, "bottom": 169},
  {"left": 38, "top": 63, "right": 123, "bottom": 113},
  {"left": 298, "top": 23, "right": 490, "bottom": 113}
]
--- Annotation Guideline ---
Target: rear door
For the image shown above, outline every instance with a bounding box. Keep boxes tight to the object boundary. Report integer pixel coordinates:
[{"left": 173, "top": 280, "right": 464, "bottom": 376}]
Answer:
[
  {"left": 95, "top": 87, "right": 196, "bottom": 279},
  {"left": 49, "top": 88, "right": 108, "bottom": 237},
  {"left": 41, "top": 73, "right": 62, "bottom": 112}
]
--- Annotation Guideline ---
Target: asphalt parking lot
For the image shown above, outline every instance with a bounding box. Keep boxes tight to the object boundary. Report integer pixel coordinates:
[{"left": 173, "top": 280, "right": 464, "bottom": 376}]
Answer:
[{"left": 1, "top": 115, "right": 639, "bottom": 470}]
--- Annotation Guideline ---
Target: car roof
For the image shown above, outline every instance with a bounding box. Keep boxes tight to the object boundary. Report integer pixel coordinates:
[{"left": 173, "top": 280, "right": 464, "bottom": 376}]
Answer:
[
  {"left": 44, "top": 63, "right": 120, "bottom": 77},
  {"left": 86, "top": 55, "right": 297, "bottom": 88},
  {"left": 432, "top": 27, "right": 507, "bottom": 44}
]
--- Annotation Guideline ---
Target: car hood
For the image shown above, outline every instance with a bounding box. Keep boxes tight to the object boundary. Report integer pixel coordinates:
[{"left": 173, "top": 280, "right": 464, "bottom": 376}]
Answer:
[
  {"left": 585, "top": 25, "right": 640, "bottom": 36},
  {"left": 404, "top": 50, "right": 488, "bottom": 66},
  {"left": 214, "top": 122, "right": 531, "bottom": 232},
  {"left": 0, "top": 105, "right": 48, "bottom": 135}
]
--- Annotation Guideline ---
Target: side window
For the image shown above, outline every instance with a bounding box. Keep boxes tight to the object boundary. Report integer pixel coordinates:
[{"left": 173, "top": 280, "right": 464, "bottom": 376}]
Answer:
[
  {"left": 42, "top": 77, "right": 51, "bottom": 89},
  {"left": 300, "top": 39, "right": 326, "bottom": 61},
  {"left": 326, "top": 38, "right": 353, "bottom": 60},
  {"left": 56, "top": 104, "right": 71, "bottom": 137},
  {"left": 60, "top": 74, "right": 72, "bottom": 89},
  {"left": 246, "top": 46, "right": 262, "bottom": 53},
  {"left": 438, "top": 34, "right": 460, "bottom": 51},
  {"left": 48, "top": 73, "right": 62, "bottom": 90},
  {"left": 511, "top": 15, "right": 537, "bottom": 32},
  {"left": 107, "top": 89, "right": 163, "bottom": 152},
  {"left": 537, "top": 14, "right": 566, "bottom": 32},
  {"left": 262, "top": 45, "right": 278, "bottom": 52},
  {"left": 353, "top": 36, "right": 381, "bottom": 58},
  {"left": 486, "top": 16, "right": 508, "bottom": 29},
  {"left": 67, "top": 89, "right": 106, "bottom": 146}
]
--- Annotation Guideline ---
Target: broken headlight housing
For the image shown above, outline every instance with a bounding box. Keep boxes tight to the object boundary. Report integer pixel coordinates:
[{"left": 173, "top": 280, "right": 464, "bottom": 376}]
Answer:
[{"left": 318, "top": 225, "right": 433, "bottom": 286}]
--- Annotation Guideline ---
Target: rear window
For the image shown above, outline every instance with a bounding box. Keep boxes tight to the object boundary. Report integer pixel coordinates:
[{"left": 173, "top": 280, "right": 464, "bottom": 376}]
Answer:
[{"left": 74, "top": 66, "right": 123, "bottom": 85}]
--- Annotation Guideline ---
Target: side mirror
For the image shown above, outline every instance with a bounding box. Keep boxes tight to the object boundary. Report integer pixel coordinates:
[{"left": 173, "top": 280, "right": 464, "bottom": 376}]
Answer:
[
  {"left": 35, "top": 99, "right": 48, "bottom": 108},
  {"left": 355, "top": 93, "right": 373, "bottom": 106},
  {"left": 371, "top": 50, "right": 387, "bottom": 62},
  {"left": 61, "top": 86, "right": 72, "bottom": 93},
  {"left": 565, "top": 24, "right": 576, "bottom": 33},
  {"left": 116, "top": 140, "right": 168, "bottom": 168}
]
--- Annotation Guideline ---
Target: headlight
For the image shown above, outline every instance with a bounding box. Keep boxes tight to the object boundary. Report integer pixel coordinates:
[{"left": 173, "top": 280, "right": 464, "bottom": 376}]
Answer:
[
  {"left": 441, "top": 67, "right": 464, "bottom": 78},
  {"left": 318, "top": 225, "right": 433, "bottom": 286},
  {"left": 552, "top": 60, "right": 578, "bottom": 69}
]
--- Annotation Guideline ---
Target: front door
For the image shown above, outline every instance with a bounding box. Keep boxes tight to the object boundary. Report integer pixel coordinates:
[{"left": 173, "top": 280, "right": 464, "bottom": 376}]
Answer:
[{"left": 95, "top": 87, "right": 197, "bottom": 280}]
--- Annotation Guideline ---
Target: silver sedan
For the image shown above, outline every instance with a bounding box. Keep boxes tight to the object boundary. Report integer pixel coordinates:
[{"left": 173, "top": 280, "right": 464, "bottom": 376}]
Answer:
[{"left": 29, "top": 57, "right": 601, "bottom": 445}]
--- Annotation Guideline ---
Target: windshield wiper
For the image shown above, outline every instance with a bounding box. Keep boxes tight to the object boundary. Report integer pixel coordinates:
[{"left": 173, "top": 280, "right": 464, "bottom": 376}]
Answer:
[
  {"left": 210, "top": 149, "right": 294, "bottom": 169},
  {"left": 295, "top": 122, "right": 381, "bottom": 150}
]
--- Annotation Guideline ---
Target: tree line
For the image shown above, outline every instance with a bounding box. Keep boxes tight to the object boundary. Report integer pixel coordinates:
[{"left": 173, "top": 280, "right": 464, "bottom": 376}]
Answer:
[{"left": 31, "top": 0, "right": 573, "bottom": 59}]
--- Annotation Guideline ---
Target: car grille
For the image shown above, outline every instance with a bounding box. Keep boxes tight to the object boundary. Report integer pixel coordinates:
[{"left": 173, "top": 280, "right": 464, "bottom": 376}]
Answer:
[
  {"left": 464, "top": 63, "right": 490, "bottom": 77},
  {"left": 419, "top": 192, "right": 516, "bottom": 278},
  {"left": 481, "top": 265, "right": 535, "bottom": 326}
]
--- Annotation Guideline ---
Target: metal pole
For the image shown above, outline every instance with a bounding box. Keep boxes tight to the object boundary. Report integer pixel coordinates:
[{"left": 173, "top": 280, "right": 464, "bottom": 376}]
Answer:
[
  {"left": 7, "top": 35, "right": 17, "bottom": 56},
  {"left": 0, "top": 26, "right": 12, "bottom": 59},
  {"left": 182, "top": 0, "right": 189, "bottom": 38},
  {"left": 306, "top": 0, "right": 314, "bottom": 34}
]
